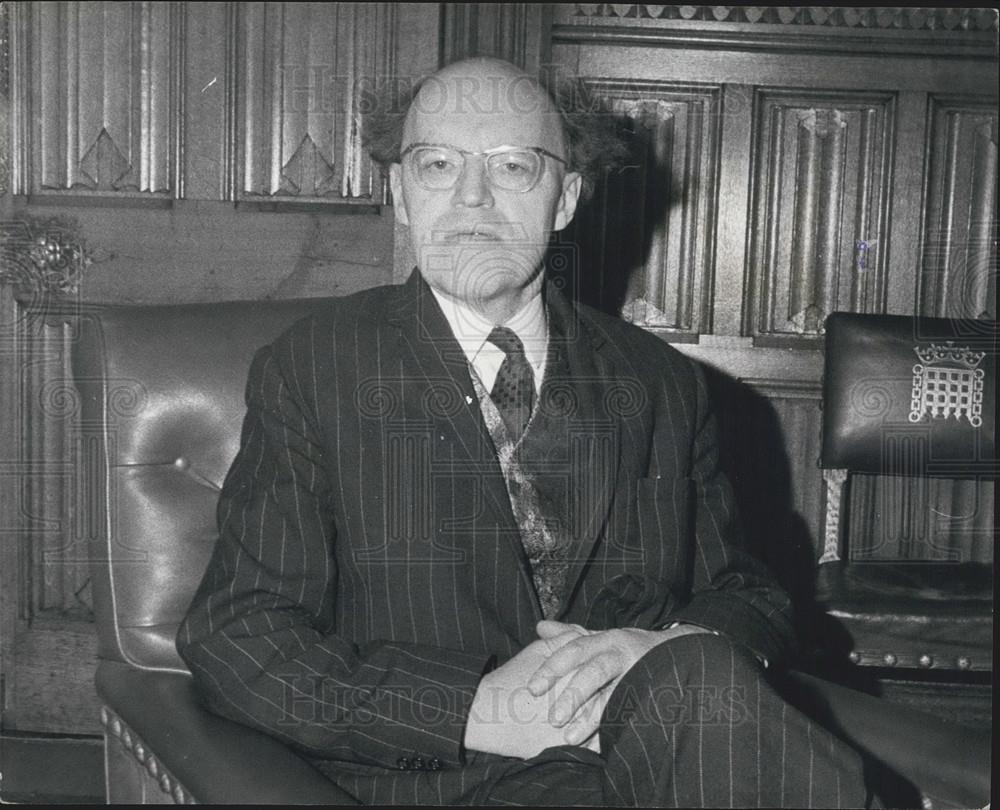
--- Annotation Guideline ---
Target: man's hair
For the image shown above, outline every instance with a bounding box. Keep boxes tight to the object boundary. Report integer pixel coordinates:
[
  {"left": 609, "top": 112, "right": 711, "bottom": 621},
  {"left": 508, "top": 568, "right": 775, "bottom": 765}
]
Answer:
[{"left": 363, "top": 64, "right": 629, "bottom": 203}]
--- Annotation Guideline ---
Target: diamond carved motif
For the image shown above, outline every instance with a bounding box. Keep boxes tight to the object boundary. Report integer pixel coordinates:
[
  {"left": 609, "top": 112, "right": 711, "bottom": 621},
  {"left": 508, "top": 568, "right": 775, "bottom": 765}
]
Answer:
[
  {"left": 77, "top": 128, "right": 136, "bottom": 192},
  {"left": 278, "top": 134, "right": 339, "bottom": 197}
]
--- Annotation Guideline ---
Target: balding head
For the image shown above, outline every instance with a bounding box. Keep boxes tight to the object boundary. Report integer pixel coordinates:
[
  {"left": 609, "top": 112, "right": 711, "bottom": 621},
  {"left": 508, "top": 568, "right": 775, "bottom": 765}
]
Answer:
[{"left": 401, "top": 58, "right": 568, "bottom": 160}]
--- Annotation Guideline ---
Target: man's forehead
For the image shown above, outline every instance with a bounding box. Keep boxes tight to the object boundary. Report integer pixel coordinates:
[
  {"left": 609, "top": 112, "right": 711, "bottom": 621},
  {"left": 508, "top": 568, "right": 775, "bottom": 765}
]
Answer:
[
  {"left": 413, "top": 66, "right": 554, "bottom": 115},
  {"left": 403, "top": 63, "right": 563, "bottom": 149}
]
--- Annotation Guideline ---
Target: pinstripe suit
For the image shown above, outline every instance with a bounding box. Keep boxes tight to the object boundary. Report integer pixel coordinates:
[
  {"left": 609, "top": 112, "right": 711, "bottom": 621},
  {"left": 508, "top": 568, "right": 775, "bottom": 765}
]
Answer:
[{"left": 177, "top": 271, "right": 872, "bottom": 806}]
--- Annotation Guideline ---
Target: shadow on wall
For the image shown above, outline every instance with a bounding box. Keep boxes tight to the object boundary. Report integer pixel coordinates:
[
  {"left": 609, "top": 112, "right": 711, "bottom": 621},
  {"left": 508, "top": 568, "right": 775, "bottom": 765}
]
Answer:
[
  {"left": 550, "top": 104, "right": 676, "bottom": 318},
  {"left": 702, "top": 367, "right": 822, "bottom": 649},
  {"left": 549, "top": 106, "right": 824, "bottom": 652}
]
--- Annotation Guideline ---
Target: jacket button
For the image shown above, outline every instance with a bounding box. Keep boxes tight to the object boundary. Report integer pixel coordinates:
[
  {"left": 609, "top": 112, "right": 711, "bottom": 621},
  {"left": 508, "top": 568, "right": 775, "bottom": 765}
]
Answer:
[
  {"left": 411, "top": 757, "right": 425, "bottom": 771},
  {"left": 428, "top": 757, "right": 442, "bottom": 771},
  {"left": 396, "top": 756, "right": 410, "bottom": 770}
]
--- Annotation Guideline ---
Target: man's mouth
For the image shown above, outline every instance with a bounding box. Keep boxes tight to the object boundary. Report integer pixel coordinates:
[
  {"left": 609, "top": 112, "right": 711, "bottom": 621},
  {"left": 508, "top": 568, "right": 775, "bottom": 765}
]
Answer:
[{"left": 444, "top": 228, "right": 502, "bottom": 242}]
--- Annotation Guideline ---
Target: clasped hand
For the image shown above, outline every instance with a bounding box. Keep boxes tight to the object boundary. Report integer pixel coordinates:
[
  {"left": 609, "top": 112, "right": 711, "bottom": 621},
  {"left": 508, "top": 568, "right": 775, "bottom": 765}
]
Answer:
[{"left": 464, "top": 620, "right": 706, "bottom": 759}]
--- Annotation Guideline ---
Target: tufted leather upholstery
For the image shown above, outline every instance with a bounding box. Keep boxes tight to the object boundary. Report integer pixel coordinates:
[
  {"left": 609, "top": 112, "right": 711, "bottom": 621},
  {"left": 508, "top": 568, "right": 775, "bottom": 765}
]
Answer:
[
  {"left": 72, "top": 298, "right": 990, "bottom": 805},
  {"left": 817, "top": 312, "right": 995, "bottom": 676},
  {"left": 74, "top": 297, "right": 358, "bottom": 804}
]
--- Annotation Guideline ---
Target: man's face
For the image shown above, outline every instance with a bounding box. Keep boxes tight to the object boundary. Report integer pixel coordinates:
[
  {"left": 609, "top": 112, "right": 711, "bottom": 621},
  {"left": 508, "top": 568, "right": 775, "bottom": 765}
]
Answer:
[{"left": 389, "top": 61, "right": 582, "bottom": 312}]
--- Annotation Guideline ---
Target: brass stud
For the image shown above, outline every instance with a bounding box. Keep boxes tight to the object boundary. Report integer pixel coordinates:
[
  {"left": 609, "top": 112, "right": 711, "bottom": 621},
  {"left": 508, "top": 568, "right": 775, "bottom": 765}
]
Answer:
[
  {"left": 174, "top": 457, "right": 190, "bottom": 471},
  {"left": 848, "top": 651, "right": 861, "bottom": 664},
  {"left": 882, "top": 653, "right": 897, "bottom": 666},
  {"left": 957, "top": 656, "right": 972, "bottom": 670},
  {"left": 918, "top": 654, "right": 933, "bottom": 668}
]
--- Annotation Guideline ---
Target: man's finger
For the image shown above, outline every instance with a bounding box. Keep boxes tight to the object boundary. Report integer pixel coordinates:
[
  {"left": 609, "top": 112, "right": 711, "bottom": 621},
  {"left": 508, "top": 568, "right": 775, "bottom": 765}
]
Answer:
[
  {"left": 527, "top": 635, "right": 596, "bottom": 695},
  {"left": 548, "top": 656, "right": 617, "bottom": 726}
]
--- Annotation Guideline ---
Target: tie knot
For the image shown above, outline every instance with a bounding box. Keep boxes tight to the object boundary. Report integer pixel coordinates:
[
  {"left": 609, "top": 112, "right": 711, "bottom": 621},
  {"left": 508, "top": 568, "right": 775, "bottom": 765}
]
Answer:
[{"left": 487, "top": 325, "right": 526, "bottom": 358}]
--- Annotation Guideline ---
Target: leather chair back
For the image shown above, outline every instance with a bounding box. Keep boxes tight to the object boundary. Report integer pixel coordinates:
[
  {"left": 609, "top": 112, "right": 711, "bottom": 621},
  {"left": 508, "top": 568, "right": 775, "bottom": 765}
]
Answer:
[
  {"left": 822, "top": 312, "right": 996, "bottom": 476},
  {"left": 73, "top": 298, "right": 337, "bottom": 672}
]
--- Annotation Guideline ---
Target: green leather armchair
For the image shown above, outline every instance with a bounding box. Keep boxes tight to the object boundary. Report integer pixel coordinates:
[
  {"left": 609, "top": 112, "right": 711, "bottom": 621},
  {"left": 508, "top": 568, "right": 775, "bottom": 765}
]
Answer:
[{"left": 71, "top": 298, "right": 990, "bottom": 806}]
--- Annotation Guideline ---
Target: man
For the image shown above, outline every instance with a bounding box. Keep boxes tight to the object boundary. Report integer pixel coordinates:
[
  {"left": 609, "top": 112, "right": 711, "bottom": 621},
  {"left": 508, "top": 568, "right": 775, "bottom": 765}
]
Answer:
[{"left": 178, "top": 57, "right": 874, "bottom": 806}]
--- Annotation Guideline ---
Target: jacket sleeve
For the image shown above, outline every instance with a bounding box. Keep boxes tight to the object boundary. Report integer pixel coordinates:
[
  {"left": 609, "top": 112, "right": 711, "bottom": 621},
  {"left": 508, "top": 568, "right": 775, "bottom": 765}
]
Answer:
[
  {"left": 668, "top": 361, "right": 797, "bottom": 666},
  {"left": 176, "top": 341, "right": 487, "bottom": 768}
]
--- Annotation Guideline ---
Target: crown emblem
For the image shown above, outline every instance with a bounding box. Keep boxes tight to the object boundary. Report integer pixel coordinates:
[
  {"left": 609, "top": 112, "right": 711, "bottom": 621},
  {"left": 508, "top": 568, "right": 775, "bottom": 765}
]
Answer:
[
  {"left": 913, "top": 341, "right": 985, "bottom": 369},
  {"left": 909, "top": 342, "right": 985, "bottom": 427}
]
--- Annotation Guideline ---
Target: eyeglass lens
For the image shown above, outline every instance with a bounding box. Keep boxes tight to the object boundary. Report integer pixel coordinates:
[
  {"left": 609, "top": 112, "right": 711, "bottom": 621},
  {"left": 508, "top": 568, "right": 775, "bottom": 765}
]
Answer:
[{"left": 410, "top": 147, "right": 544, "bottom": 192}]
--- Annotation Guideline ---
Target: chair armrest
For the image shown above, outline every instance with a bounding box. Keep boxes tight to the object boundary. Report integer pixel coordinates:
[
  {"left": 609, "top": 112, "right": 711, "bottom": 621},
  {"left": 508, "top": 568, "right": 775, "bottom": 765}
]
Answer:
[
  {"left": 781, "top": 670, "right": 990, "bottom": 808},
  {"left": 97, "top": 662, "right": 358, "bottom": 805}
]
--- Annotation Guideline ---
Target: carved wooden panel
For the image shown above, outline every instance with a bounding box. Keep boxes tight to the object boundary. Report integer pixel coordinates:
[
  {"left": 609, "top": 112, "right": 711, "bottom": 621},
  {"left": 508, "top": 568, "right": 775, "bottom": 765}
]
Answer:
[
  {"left": 555, "top": 5, "right": 999, "bottom": 31},
  {"left": 848, "top": 475, "right": 994, "bottom": 562},
  {"left": 561, "top": 81, "right": 720, "bottom": 336},
  {"left": 440, "top": 3, "right": 550, "bottom": 72},
  {"left": 238, "top": 2, "right": 395, "bottom": 203},
  {"left": 919, "top": 96, "right": 997, "bottom": 320},
  {"left": 25, "top": 1, "right": 178, "bottom": 197},
  {"left": 748, "top": 90, "right": 895, "bottom": 340}
]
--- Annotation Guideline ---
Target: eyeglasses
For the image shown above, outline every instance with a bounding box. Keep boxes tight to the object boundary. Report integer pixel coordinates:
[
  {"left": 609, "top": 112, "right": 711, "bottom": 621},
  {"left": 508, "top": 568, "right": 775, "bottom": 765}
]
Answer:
[{"left": 400, "top": 143, "right": 567, "bottom": 193}]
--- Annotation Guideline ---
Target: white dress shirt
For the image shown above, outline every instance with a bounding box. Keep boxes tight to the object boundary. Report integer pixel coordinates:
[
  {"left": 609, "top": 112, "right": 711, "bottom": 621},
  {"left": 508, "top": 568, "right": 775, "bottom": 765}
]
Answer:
[{"left": 430, "top": 287, "right": 548, "bottom": 393}]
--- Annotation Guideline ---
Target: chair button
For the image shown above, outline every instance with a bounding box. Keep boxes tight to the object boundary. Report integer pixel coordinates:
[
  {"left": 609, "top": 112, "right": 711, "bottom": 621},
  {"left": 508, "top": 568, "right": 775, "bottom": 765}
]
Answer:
[
  {"left": 396, "top": 756, "right": 411, "bottom": 770},
  {"left": 918, "top": 654, "right": 933, "bottom": 668},
  {"left": 428, "top": 757, "right": 442, "bottom": 771},
  {"left": 957, "top": 656, "right": 972, "bottom": 670},
  {"left": 882, "top": 653, "right": 897, "bottom": 666},
  {"left": 411, "top": 757, "right": 425, "bottom": 771}
]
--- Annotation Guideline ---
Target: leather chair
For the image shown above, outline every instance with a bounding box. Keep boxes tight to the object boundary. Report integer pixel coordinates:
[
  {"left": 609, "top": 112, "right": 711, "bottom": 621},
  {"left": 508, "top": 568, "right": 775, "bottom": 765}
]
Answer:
[
  {"left": 816, "top": 312, "right": 995, "bottom": 678},
  {"left": 70, "top": 298, "right": 990, "bottom": 806}
]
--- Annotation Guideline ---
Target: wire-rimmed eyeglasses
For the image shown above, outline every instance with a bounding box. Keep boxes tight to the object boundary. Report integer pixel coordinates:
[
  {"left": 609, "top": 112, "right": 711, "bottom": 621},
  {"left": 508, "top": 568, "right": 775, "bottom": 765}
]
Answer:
[{"left": 400, "top": 143, "right": 567, "bottom": 193}]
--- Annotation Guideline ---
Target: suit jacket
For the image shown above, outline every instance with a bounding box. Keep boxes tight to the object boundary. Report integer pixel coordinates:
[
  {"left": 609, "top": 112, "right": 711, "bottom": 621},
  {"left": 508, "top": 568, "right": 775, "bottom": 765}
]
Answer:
[{"left": 177, "top": 270, "right": 794, "bottom": 800}]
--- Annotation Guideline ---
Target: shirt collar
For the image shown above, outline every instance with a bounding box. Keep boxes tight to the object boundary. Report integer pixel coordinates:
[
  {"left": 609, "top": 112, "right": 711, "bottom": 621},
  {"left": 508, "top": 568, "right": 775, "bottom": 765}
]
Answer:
[{"left": 429, "top": 286, "right": 548, "bottom": 371}]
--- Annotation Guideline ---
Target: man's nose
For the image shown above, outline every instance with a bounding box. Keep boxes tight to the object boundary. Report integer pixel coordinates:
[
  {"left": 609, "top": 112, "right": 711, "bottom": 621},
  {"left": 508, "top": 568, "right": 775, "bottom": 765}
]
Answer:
[{"left": 452, "top": 157, "right": 494, "bottom": 208}]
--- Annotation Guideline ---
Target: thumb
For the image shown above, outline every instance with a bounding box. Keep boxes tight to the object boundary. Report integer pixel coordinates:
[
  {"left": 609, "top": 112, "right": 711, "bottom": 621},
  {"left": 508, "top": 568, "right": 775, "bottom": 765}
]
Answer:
[{"left": 536, "top": 619, "right": 585, "bottom": 639}]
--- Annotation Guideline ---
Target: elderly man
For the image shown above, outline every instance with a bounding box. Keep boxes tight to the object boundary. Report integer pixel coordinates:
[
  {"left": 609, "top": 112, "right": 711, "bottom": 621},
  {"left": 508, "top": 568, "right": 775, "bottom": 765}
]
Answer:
[{"left": 178, "top": 57, "right": 874, "bottom": 806}]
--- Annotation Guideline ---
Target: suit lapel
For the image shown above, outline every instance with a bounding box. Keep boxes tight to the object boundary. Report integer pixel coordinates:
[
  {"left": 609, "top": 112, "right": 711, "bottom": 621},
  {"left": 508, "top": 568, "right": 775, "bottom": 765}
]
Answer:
[
  {"left": 385, "top": 271, "right": 523, "bottom": 559},
  {"left": 542, "top": 285, "right": 622, "bottom": 611}
]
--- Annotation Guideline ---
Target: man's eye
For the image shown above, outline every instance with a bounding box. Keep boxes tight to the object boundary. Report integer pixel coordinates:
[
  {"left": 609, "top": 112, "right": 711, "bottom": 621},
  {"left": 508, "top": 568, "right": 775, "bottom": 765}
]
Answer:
[
  {"left": 492, "top": 154, "right": 534, "bottom": 176},
  {"left": 417, "top": 153, "right": 460, "bottom": 173}
]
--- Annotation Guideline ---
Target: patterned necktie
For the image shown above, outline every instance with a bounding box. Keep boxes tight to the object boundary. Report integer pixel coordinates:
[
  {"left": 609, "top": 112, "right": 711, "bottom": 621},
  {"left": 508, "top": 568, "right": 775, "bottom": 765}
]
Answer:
[{"left": 487, "top": 326, "right": 535, "bottom": 439}]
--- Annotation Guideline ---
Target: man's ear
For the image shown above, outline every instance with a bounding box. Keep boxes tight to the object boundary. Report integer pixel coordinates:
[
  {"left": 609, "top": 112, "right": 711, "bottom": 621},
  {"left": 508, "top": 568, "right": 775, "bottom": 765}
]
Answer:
[
  {"left": 388, "top": 163, "right": 409, "bottom": 226},
  {"left": 553, "top": 172, "right": 583, "bottom": 231}
]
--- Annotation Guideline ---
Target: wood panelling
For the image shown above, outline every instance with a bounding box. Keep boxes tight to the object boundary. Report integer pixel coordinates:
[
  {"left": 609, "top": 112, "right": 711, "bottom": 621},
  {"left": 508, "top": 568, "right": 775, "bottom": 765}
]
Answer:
[
  {"left": 556, "top": 5, "right": 999, "bottom": 32},
  {"left": 748, "top": 91, "right": 895, "bottom": 339},
  {"left": 564, "top": 81, "right": 720, "bottom": 337},
  {"left": 238, "top": 2, "right": 395, "bottom": 203},
  {"left": 9, "top": 620, "right": 101, "bottom": 734},
  {"left": 848, "top": 475, "right": 995, "bottom": 562},
  {"left": 440, "top": 3, "right": 551, "bottom": 72},
  {"left": 22, "top": 321, "right": 91, "bottom": 619},
  {"left": 919, "top": 95, "right": 997, "bottom": 320},
  {"left": 26, "top": 1, "right": 178, "bottom": 197},
  {"left": 552, "top": 5, "right": 998, "bottom": 61}
]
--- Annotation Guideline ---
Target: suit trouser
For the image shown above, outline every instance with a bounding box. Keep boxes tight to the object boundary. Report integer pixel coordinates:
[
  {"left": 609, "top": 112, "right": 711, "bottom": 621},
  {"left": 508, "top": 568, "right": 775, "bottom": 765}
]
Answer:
[{"left": 479, "top": 633, "right": 874, "bottom": 808}]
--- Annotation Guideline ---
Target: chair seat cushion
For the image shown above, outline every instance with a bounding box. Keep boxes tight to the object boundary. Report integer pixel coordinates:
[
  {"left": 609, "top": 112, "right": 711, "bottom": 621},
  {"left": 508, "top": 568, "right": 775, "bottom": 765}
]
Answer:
[{"left": 815, "top": 561, "right": 993, "bottom": 671}]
